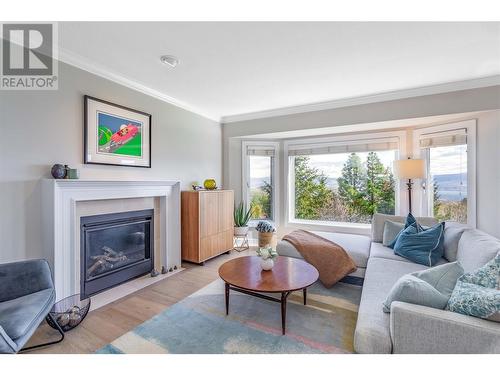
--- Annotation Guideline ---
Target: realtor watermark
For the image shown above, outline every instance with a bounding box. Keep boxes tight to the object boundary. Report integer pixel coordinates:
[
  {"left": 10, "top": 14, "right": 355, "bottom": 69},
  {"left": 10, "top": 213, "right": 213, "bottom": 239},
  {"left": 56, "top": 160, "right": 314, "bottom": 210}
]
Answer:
[{"left": 1, "top": 22, "right": 58, "bottom": 90}]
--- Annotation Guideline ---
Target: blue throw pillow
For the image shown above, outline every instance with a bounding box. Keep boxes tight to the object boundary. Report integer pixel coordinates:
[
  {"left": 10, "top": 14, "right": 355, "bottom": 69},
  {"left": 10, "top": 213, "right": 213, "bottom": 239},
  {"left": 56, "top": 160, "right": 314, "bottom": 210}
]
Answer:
[
  {"left": 446, "top": 253, "right": 500, "bottom": 322},
  {"left": 387, "top": 213, "right": 425, "bottom": 249},
  {"left": 405, "top": 213, "right": 425, "bottom": 232},
  {"left": 393, "top": 222, "right": 445, "bottom": 266}
]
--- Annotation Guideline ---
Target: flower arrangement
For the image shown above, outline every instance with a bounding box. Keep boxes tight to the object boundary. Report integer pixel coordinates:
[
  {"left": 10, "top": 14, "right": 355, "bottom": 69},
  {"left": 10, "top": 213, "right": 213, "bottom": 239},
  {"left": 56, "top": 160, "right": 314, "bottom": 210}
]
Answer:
[
  {"left": 256, "top": 246, "right": 278, "bottom": 261},
  {"left": 255, "top": 221, "right": 275, "bottom": 233}
]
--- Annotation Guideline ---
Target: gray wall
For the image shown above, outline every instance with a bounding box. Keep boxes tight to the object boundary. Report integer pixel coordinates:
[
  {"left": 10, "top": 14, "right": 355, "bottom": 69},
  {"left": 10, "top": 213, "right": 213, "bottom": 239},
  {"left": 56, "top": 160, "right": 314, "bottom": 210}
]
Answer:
[
  {"left": 223, "top": 87, "right": 500, "bottom": 239},
  {"left": 0, "top": 62, "right": 222, "bottom": 263}
]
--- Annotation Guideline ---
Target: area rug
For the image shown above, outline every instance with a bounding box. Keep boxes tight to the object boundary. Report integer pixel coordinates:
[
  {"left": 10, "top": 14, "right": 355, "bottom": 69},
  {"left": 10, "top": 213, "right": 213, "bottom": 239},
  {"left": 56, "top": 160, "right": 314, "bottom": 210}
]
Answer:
[{"left": 96, "top": 278, "right": 362, "bottom": 354}]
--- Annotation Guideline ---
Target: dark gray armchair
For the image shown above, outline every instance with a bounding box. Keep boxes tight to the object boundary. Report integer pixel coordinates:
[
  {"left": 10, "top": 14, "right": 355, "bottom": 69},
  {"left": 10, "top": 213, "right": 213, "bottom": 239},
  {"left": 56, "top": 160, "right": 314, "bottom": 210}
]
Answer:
[{"left": 0, "top": 259, "right": 64, "bottom": 353}]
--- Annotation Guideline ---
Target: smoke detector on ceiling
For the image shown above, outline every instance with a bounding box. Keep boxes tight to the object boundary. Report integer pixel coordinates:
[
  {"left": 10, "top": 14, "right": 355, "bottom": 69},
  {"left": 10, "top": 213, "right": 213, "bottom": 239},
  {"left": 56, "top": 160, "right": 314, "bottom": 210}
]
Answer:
[{"left": 160, "top": 55, "right": 179, "bottom": 68}]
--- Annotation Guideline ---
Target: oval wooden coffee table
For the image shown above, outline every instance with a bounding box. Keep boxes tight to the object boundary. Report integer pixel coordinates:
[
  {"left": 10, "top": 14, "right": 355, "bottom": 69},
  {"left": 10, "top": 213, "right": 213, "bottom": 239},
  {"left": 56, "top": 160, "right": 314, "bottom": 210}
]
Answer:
[{"left": 218, "top": 256, "right": 319, "bottom": 335}]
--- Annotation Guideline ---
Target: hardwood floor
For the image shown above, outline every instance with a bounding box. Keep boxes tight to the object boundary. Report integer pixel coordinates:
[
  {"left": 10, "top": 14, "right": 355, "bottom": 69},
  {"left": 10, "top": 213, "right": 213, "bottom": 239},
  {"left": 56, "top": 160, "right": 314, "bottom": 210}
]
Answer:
[{"left": 26, "top": 248, "right": 255, "bottom": 354}]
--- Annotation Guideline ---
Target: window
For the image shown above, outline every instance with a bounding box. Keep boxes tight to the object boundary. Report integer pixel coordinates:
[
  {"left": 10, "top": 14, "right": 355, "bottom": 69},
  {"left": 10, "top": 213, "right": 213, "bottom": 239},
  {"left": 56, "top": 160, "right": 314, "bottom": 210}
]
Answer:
[
  {"left": 243, "top": 142, "right": 278, "bottom": 221},
  {"left": 287, "top": 135, "right": 402, "bottom": 225},
  {"left": 414, "top": 122, "right": 476, "bottom": 225}
]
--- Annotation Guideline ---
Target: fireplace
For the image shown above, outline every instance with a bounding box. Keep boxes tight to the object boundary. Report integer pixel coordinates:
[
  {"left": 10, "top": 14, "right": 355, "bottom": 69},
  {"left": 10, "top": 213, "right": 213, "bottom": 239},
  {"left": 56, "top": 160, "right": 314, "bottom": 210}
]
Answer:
[{"left": 80, "top": 209, "right": 154, "bottom": 299}]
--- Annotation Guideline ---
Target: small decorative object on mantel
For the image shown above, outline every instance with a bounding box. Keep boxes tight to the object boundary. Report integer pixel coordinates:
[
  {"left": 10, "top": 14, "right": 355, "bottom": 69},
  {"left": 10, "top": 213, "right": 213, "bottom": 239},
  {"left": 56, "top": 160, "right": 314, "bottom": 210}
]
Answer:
[
  {"left": 256, "top": 246, "right": 278, "bottom": 271},
  {"left": 161, "top": 266, "right": 167, "bottom": 274},
  {"left": 256, "top": 220, "right": 276, "bottom": 247},
  {"left": 51, "top": 164, "right": 80, "bottom": 179},
  {"left": 150, "top": 268, "right": 159, "bottom": 277},
  {"left": 51, "top": 163, "right": 67, "bottom": 179},
  {"left": 203, "top": 178, "right": 218, "bottom": 190},
  {"left": 67, "top": 168, "right": 80, "bottom": 179},
  {"left": 84, "top": 95, "right": 152, "bottom": 168}
]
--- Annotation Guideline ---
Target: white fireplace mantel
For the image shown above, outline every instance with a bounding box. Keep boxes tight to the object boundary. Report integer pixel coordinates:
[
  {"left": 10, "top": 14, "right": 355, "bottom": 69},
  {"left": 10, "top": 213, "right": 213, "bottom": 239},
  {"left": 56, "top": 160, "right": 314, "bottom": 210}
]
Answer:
[{"left": 42, "top": 179, "right": 181, "bottom": 300}]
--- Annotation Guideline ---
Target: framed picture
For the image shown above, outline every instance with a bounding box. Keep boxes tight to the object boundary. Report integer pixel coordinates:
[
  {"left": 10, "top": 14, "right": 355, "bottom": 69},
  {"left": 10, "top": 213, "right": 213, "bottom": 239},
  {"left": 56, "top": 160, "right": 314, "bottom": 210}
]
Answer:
[{"left": 84, "top": 95, "right": 151, "bottom": 168}]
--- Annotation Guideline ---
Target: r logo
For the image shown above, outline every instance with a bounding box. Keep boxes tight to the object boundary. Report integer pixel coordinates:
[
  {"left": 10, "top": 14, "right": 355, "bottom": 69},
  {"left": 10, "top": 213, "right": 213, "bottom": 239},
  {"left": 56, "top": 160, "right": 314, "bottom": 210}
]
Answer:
[{"left": 2, "top": 23, "right": 53, "bottom": 76}]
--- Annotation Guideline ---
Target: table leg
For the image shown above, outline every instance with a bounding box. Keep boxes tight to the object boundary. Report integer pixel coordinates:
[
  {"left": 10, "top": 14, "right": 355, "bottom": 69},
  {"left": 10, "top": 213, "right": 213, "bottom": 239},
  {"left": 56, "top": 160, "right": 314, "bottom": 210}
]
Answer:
[
  {"left": 281, "top": 292, "right": 287, "bottom": 335},
  {"left": 225, "top": 282, "right": 230, "bottom": 315},
  {"left": 303, "top": 288, "right": 307, "bottom": 305}
]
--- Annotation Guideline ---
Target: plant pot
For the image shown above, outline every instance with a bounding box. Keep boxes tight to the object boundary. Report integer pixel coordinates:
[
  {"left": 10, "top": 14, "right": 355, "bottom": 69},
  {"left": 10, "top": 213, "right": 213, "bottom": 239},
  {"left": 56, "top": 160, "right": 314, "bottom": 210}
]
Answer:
[
  {"left": 234, "top": 226, "right": 249, "bottom": 236},
  {"left": 258, "top": 232, "right": 273, "bottom": 247},
  {"left": 260, "top": 258, "right": 274, "bottom": 271}
]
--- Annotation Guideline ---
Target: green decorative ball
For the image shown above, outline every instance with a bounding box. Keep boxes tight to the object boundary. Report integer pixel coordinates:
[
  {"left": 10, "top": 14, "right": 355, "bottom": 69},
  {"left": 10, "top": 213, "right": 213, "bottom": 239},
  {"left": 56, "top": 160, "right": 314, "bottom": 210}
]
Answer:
[{"left": 203, "top": 179, "right": 217, "bottom": 190}]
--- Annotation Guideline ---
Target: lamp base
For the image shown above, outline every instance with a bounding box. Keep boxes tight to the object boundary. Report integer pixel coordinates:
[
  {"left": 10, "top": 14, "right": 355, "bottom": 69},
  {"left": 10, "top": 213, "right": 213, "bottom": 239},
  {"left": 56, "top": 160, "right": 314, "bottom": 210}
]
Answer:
[{"left": 407, "top": 179, "right": 413, "bottom": 214}]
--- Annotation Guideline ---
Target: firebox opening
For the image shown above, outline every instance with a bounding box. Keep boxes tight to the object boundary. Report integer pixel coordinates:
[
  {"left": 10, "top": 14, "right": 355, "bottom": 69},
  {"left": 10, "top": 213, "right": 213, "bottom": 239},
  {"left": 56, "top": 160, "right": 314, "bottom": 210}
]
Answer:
[{"left": 80, "top": 209, "right": 154, "bottom": 299}]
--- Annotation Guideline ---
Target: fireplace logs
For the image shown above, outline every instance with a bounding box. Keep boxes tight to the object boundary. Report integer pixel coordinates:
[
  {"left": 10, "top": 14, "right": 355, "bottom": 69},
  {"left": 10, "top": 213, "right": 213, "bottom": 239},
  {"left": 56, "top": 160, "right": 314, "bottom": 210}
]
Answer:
[{"left": 87, "top": 246, "right": 129, "bottom": 277}]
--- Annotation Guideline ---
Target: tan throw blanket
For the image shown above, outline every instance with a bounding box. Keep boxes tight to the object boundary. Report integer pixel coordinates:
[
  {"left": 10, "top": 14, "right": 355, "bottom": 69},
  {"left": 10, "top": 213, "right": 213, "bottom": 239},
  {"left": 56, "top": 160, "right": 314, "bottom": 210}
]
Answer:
[{"left": 282, "top": 230, "right": 357, "bottom": 288}]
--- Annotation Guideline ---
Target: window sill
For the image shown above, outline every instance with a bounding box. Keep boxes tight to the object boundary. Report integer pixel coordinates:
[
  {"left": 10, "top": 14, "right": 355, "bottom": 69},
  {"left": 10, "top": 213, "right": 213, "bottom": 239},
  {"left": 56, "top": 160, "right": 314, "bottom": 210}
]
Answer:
[{"left": 286, "top": 219, "right": 371, "bottom": 236}]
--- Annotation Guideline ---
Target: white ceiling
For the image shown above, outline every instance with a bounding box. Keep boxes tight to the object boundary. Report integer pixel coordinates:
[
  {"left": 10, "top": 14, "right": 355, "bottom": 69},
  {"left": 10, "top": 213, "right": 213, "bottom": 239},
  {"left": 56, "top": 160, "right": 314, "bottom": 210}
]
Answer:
[{"left": 59, "top": 22, "right": 500, "bottom": 122}]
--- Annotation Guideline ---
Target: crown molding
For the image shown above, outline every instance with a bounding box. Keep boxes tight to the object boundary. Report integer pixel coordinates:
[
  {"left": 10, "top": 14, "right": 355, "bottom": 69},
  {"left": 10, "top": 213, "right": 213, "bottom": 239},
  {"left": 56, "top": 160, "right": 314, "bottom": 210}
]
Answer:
[
  {"left": 56, "top": 47, "right": 500, "bottom": 125},
  {"left": 57, "top": 48, "right": 220, "bottom": 122},
  {"left": 221, "top": 75, "right": 500, "bottom": 124}
]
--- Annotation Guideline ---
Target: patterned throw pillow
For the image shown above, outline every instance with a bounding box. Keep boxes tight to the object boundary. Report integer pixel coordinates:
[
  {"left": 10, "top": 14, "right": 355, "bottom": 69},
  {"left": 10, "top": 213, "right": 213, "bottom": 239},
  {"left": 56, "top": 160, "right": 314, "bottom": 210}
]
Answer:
[{"left": 447, "top": 253, "right": 500, "bottom": 322}]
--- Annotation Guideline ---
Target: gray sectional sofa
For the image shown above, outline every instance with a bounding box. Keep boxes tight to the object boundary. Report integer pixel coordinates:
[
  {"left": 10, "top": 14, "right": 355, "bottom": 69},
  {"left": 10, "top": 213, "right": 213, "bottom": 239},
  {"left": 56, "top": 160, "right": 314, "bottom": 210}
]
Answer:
[{"left": 276, "top": 214, "right": 500, "bottom": 354}]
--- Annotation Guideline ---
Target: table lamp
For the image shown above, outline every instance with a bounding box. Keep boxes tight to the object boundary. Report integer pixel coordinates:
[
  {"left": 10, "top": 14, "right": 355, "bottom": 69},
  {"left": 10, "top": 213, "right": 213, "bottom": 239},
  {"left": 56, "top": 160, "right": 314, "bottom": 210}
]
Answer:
[{"left": 393, "top": 158, "right": 425, "bottom": 214}]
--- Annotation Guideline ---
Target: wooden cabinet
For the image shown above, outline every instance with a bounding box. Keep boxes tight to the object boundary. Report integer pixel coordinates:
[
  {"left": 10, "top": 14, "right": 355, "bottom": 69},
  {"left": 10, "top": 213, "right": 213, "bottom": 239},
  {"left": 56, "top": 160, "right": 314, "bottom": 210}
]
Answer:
[{"left": 181, "top": 190, "right": 234, "bottom": 264}]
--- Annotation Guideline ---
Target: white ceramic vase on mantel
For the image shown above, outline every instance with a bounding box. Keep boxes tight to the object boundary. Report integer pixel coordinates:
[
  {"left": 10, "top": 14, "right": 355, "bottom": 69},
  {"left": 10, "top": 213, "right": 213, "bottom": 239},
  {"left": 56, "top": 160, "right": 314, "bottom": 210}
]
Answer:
[{"left": 260, "top": 258, "right": 274, "bottom": 271}]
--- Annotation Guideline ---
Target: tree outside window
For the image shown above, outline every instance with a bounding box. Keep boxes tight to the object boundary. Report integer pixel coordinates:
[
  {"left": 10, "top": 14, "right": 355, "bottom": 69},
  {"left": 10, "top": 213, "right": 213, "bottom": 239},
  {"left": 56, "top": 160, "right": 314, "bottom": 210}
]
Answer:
[{"left": 293, "top": 151, "right": 396, "bottom": 224}]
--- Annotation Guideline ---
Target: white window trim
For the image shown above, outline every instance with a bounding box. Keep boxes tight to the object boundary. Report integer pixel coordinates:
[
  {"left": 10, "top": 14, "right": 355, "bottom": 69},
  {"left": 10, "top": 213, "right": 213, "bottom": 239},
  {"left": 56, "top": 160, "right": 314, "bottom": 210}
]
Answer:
[
  {"left": 284, "top": 130, "right": 407, "bottom": 231},
  {"left": 412, "top": 119, "right": 477, "bottom": 227},
  {"left": 241, "top": 140, "right": 280, "bottom": 226}
]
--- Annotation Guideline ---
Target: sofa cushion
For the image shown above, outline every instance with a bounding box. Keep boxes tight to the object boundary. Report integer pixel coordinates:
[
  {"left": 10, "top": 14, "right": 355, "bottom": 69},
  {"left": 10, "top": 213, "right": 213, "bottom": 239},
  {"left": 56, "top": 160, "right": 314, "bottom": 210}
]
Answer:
[
  {"left": 393, "top": 222, "right": 445, "bottom": 267},
  {"left": 0, "top": 288, "right": 54, "bottom": 341},
  {"left": 371, "top": 242, "right": 412, "bottom": 263},
  {"left": 370, "top": 242, "right": 448, "bottom": 266},
  {"left": 277, "top": 231, "right": 371, "bottom": 268},
  {"left": 383, "top": 262, "right": 464, "bottom": 313},
  {"left": 371, "top": 213, "right": 437, "bottom": 243},
  {"left": 456, "top": 229, "right": 500, "bottom": 273},
  {"left": 354, "top": 257, "right": 428, "bottom": 354},
  {"left": 443, "top": 222, "right": 469, "bottom": 262}
]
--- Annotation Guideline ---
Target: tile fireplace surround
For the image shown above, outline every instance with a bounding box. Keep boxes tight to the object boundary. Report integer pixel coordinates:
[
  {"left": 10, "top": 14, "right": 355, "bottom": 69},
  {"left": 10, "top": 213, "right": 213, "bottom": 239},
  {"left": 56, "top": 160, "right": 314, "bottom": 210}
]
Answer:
[{"left": 42, "top": 180, "right": 181, "bottom": 305}]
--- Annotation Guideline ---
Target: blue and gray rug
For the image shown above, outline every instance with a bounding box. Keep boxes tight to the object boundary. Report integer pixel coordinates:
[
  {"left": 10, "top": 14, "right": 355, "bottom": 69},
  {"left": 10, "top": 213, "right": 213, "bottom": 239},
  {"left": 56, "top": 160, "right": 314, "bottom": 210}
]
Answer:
[{"left": 97, "top": 278, "right": 361, "bottom": 354}]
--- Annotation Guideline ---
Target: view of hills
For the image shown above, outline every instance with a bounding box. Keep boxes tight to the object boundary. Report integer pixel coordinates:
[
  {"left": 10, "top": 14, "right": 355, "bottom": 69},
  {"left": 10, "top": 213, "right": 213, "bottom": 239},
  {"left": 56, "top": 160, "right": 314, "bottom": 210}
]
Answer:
[
  {"left": 432, "top": 173, "right": 467, "bottom": 201},
  {"left": 251, "top": 172, "right": 467, "bottom": 202}
]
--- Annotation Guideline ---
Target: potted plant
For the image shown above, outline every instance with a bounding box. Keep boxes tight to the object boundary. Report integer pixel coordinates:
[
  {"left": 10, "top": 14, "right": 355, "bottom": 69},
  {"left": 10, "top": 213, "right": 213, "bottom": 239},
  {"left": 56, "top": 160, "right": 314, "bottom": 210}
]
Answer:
[
  {"left": 256, "top": 220, "right": 275, "bottom": 247},
  {"left": 256, "top": 246, "right": 278, "bottom": 271},
  {"left": 233, "top": 202, "right": 253, "bottom": 236}
]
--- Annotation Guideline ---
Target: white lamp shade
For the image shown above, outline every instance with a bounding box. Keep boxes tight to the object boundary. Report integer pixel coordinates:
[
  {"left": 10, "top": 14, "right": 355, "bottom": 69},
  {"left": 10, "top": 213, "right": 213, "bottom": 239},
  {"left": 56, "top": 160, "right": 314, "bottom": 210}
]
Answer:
[{"left": 393, "top": 159, "right": 426, "bottom": 179}]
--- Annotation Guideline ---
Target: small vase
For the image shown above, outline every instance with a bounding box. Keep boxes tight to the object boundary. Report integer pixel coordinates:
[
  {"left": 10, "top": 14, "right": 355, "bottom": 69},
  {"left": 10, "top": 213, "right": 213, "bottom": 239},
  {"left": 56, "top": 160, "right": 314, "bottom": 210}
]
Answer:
[
  {"left": 258, "top": 232, "right": 273, "bottom": 247},
  {"left": 260, "top": 258, "right": 274, "bottom": 271}
]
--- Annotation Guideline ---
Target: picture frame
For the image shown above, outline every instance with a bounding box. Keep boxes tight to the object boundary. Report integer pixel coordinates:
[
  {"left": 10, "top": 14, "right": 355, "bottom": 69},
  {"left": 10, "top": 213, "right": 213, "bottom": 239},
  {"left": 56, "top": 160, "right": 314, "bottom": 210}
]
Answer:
[{"left": 84, "top": 95, "right": 152, "bottom": 168}]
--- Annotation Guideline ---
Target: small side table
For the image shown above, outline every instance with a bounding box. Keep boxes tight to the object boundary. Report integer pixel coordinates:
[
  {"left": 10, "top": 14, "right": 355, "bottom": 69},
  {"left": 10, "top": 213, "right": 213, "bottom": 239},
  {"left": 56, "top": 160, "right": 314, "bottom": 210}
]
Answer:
[{"left": 233, "top": 234, "right": 249, "bottom": 252}]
